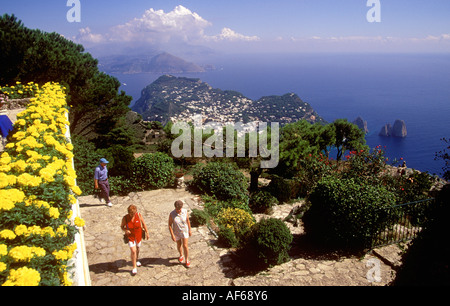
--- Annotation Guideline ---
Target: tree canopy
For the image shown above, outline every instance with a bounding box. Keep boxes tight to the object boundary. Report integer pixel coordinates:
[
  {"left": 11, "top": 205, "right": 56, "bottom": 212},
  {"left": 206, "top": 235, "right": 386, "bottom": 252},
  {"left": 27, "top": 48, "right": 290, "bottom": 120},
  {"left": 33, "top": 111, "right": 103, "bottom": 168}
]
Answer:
[{"left": 0, "top": 14, "right": 133, "bottom": 148}]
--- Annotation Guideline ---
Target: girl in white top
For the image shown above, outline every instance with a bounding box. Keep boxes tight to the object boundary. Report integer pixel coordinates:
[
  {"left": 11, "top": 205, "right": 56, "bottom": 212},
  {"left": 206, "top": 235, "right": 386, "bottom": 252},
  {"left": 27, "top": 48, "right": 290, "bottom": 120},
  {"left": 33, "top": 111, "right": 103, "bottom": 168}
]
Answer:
[{"left": 168, "top": 200, "right": 192, "bottom": 267}]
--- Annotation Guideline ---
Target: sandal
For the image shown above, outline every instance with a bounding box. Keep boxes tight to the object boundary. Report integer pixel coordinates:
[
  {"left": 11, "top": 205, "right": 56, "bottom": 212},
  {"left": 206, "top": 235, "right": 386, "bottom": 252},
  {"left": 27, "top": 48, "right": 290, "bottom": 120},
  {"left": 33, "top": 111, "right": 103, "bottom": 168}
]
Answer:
[
  {"left": 185, "top": 261, "right": 191, "bottom": 268},
  {"left": 178, "top": 256, "right": 184, "bottom": 263}
]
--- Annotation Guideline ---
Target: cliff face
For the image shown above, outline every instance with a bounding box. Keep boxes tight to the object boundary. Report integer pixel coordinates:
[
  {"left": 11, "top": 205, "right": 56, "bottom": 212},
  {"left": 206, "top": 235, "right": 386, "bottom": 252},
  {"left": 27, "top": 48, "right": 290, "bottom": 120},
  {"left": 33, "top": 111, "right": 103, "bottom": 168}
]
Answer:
[{"left": 379, "top": 120, "right": 407, "bottom": 138}]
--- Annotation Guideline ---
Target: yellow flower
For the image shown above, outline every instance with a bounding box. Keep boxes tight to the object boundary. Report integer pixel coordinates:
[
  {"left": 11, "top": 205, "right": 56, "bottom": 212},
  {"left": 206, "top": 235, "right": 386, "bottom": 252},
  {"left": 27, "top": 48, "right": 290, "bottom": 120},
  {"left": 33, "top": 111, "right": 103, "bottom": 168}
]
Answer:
[
  {"left": 14, "top": 225, "right": 28, "bottom": 236},
  {"left": 74, "top": 217, "right": 85, "bottom": 227},
  {"left": 0, "top": 173, "right": 12, "bottom": 189},
  {"left": 0, "top": 189, "right": 25, "bottom": 211},
  {"left": 0, "top": 262, "right": 6, "bottom": 273},
  {"left": 49, "top": 207, "right": 60, "bottom": 219},
  {"left": 71, "top": 185, "right": 82, "bottom": 196},
  {"left": 52, "top": 249, "right": 69, "bottom": 261},
  {"left": 16, "top": 173, "right": 42, "bottom": 187},
  {"left": 8, "top": 245, "right": 45, "bottom": 262},
  {"left": 68, "top": 194, "right": 77, "bottom": 204},
  {"left": 56, "top": 225, "right": 68, "bottom": 237},
  {"left": 2, "top": 267, "right": 41, "bottom": 286},
  {"left": 0, "top": 230, "right": 17, "bottom": 240},
  {"left": 41, "top": 226, "right": 56, "bottom": 237},
  {"left": 0, "top": 244, "right": 8, "bottom": 256}
]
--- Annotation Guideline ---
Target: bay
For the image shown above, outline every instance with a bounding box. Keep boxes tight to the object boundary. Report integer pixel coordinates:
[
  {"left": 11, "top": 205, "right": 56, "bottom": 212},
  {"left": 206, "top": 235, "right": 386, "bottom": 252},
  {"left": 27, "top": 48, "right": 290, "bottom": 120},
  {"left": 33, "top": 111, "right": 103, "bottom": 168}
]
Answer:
[{"left": 111, "top": 53, "right": 450, "bottom": 178}]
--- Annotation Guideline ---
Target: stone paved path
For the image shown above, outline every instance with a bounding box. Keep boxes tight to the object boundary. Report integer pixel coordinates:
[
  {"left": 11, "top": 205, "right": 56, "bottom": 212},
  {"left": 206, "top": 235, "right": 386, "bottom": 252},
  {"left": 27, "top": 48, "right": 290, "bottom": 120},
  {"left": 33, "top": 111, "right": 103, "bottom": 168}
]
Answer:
[{"left": 79, "top": 188, "right": 399, "bottom": 286}]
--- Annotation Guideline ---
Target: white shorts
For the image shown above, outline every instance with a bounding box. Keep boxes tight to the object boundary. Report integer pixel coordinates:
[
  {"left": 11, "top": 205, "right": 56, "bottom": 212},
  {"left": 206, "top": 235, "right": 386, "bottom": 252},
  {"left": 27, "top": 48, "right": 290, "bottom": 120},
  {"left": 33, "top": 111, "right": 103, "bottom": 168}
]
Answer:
[
  {"left": 174, "top": 231, "right": 189, "bottom": 241},
  {"left": 128, "top": 240, "right": 142, "bottom": 248}
]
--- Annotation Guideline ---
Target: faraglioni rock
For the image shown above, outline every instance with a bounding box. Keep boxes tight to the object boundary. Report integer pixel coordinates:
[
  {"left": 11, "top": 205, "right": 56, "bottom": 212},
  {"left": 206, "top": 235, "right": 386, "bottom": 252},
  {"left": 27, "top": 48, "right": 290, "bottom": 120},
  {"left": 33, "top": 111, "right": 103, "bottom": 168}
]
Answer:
[
  {"left": 352, "top": 116, "right": 369, "bottom": 133},
  {"left": 379, "top": 123, "right": 393, "bottom": 137},
  {"left": 392, "top": 119, "right": 407, "bottom": 137},
  {"left": 379, "top": 120, "right": 407, "bottom": 138}
]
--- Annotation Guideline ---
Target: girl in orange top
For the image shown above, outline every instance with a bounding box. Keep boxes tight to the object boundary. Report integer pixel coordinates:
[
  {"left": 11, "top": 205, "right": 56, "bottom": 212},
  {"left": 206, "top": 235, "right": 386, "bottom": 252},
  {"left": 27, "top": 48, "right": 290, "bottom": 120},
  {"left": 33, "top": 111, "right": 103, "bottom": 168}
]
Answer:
[{"left": 121, "top": 205, "right": 149, "bottom": 275}]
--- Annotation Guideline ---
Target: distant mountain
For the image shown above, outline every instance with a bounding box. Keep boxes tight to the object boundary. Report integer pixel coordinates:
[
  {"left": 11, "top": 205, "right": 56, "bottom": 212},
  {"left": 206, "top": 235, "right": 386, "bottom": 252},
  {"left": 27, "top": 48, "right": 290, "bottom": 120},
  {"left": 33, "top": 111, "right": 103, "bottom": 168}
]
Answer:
[
  {"left": 131, "top": 75, "right": 326, "bottom": 126},
  {"left": 98, "top": 52, "right": 206, "bottom": 74}
]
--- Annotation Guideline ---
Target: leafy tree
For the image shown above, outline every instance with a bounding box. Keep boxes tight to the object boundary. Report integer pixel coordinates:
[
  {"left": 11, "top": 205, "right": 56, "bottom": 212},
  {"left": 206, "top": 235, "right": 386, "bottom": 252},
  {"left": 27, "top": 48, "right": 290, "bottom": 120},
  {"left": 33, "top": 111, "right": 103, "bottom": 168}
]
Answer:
[
  {"left": 330, "top": 119, "right": 366, "bottom": 161},
  {"left": 0, "top": 14, "right": 134, "bottom": 148},
  {"left": 132, "top": 153, "right": 175, "bottom": 190},
  {"left": 191, "top": 162, "right": 248, "bottom": 202},
  {"left": 435, "top": 137, "right": 450, "bottom": 180},
  {"left": 304, "top": 175, "right": 396, "bottom": 249},
  {"left": 277, "top": 120, "right": 334, "bottom": 178}
]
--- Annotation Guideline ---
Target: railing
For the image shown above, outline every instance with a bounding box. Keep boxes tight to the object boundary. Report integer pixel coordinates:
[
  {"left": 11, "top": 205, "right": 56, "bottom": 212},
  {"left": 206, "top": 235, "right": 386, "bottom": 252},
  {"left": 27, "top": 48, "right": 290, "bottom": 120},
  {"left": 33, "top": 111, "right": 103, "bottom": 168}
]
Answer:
[{"left": 371, "top": 198, "right": 435, "bottom": 249}]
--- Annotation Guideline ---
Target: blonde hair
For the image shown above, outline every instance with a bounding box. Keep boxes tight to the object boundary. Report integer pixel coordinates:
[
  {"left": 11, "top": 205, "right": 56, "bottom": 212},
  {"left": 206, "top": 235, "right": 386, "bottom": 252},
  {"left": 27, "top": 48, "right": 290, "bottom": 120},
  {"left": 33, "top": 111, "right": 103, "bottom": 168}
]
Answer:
[{"left": 127, "top": 205, "right": 137, "bottom": 214}]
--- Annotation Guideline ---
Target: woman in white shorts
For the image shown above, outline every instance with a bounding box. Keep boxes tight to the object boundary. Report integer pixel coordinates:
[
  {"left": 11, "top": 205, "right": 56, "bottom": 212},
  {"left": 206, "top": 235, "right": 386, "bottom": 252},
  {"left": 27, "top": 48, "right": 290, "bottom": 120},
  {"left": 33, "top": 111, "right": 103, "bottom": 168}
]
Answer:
[
  {"left": 121, "top": 205, "right": 149, "bottom": 275},
  {"left": 168, "top": 200, "right": 192, "bottom": 267}
]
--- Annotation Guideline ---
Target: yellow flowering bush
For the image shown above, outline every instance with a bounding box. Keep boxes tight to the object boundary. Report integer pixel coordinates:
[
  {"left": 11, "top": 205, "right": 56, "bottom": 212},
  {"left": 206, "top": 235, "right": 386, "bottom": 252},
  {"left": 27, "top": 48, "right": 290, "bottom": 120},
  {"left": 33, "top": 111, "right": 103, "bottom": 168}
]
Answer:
[
  {"left": 0, "top": 82, "right": 84, "bottom": 286},
  {"left": 216, "top": 207, "right": 255, "bottom": 235}
]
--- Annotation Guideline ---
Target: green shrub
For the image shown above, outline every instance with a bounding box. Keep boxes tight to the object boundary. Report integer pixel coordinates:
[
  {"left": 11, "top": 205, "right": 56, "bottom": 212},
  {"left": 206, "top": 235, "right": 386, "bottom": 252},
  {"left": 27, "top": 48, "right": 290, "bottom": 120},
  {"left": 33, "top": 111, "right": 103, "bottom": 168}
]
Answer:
[
  {"left": 72, "top": 136, "right": 106, "bottom": 195},
  {"left": 131, "top": 152, "right": 175, "bottom": 190},
  {"left": 202, "top": 195, "right": 252, "bottom": 218},
  {"left": 244, "top": 218, "right": 293, "bottom": 267},
  {"left": 217, "top": 225, "right": 240, "bottom": 248},
  {"left": 190, "top": 209, "right": 209, "bottom": 227},
  {"left": 249, "top": 190, "right": 278, "bottom": 214},
  {"left": 304, "top": 175, "right": 396, "bottom": 249},
  {"left": 266, "top": 175, "right": 295, "bottom": 203},
  {"left": 191, "top": 162, "right": 248, "bottom": 202},
  {"left": 108, "top": 145, "right": 135, "bottom": 178},
  {"left": 108, "top": 176, "right": 135, "bottom": 196}
]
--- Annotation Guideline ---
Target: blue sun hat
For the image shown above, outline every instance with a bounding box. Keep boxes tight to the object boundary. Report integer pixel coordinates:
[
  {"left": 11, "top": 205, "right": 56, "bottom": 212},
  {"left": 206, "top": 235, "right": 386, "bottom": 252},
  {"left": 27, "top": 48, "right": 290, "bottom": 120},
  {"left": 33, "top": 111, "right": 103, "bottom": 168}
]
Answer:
[{"left": 99, "top": 158, "right": 109, "bottom": 164}]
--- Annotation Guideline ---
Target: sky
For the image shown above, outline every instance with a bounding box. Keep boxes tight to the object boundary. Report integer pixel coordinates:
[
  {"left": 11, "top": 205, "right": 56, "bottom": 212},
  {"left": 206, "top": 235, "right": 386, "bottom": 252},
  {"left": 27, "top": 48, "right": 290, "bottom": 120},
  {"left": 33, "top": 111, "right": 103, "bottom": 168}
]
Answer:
[{"left": 2, "top": 0, "right": 450, "bottom": 57}]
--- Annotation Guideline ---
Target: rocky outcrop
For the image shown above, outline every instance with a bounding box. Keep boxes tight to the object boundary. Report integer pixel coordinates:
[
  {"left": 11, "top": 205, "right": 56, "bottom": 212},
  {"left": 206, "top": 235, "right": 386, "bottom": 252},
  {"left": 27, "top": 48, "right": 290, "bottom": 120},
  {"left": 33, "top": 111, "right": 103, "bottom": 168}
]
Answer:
[
  {"left": 392, "top": 120, "right": 407, "bottom": 137},
  {"left": 353, "top": 116, "right": 369, "bottom": 133},
  {"left": 379, "top": 123, "right": 393, "bottom": 137},
  {"left": 379, "top": 120, "right": 407, "bottom": 138}
]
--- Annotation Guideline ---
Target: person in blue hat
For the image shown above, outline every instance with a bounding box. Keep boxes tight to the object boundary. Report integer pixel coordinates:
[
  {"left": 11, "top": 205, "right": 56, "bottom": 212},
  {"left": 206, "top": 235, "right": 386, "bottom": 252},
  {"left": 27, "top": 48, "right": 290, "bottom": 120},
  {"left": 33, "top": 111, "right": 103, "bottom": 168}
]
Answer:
[{"left": 94, "top": 158, "right": 112, "bottom": 207}]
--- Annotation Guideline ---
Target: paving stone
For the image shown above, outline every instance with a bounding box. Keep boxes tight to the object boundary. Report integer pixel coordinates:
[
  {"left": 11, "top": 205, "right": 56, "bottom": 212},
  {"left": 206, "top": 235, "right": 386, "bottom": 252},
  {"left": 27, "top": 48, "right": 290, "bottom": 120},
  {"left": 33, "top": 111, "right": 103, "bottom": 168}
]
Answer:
[{"left": 79, "top": 188, "right": 398, "bottom": 286}]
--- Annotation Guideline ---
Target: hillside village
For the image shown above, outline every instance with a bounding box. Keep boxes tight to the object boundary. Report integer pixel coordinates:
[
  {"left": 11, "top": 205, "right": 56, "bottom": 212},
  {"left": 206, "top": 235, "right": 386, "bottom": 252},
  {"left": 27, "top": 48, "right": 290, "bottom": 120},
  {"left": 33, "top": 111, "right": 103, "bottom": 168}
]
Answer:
[{"left": 131, "top": 75, "right": 326, "bottom": 126}]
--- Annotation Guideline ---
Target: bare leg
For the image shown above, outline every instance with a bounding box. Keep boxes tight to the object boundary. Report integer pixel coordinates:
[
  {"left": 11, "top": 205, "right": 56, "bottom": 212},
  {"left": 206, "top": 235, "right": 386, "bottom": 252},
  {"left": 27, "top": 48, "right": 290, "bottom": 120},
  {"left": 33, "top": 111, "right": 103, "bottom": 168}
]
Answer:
[
  {"left": 182, "top": 238, "right": 189, "bottom": 264},
  {"left": 176, "top": 239, "right": 183, "bottom": 258},
  {"left": 130, "top": 246, "right": 137, "bottom": 270}
]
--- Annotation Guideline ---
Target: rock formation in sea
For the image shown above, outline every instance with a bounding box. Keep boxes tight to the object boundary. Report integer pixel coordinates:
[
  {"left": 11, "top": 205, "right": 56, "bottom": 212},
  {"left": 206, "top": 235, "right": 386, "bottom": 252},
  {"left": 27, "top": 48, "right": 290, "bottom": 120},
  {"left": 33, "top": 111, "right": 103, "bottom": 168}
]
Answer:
[
  {"left": 352, "top": 116, "right": 369, "bottom": 133},
  {"left": 392, "top": 119, "right": 407, "bottom": 137},
  {"left": 379, "top": 123, "right": 393, "bottom": 137},
  {"left": 379, "top": 120, "right": 407, "bottom": 138}
]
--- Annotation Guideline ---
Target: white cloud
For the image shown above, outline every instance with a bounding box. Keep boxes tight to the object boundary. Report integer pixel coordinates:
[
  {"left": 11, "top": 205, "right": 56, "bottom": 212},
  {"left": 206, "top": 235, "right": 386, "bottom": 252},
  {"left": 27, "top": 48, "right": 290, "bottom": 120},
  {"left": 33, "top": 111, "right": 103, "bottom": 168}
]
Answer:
[
  {"left": 73, "top": 5, "right": 259, "bottom": 47},
  {"left": 75, "top": 27, "right": 106, "bottom": 44},
  {"left": 206, "top": 27, "right": 260, "bottom": 42},
  {"left": 109, "top": 5, "right": 211, "bottom": 43}
]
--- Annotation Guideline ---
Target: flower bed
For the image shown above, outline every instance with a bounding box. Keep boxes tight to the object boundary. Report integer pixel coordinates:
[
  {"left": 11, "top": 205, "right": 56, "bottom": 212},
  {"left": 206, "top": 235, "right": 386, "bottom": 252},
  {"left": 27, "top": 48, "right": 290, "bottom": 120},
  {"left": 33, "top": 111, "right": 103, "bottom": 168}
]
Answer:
[{"left": 0, "top": 82, "right": 85, "bottom": 286}]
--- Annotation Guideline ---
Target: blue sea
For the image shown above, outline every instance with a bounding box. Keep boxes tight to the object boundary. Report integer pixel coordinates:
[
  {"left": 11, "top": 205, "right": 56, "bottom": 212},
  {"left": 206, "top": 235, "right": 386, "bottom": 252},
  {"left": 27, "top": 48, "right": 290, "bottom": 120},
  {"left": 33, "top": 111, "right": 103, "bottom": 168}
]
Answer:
[{"left": 111, "top": 53, "right": 450, "bottom": 178}]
